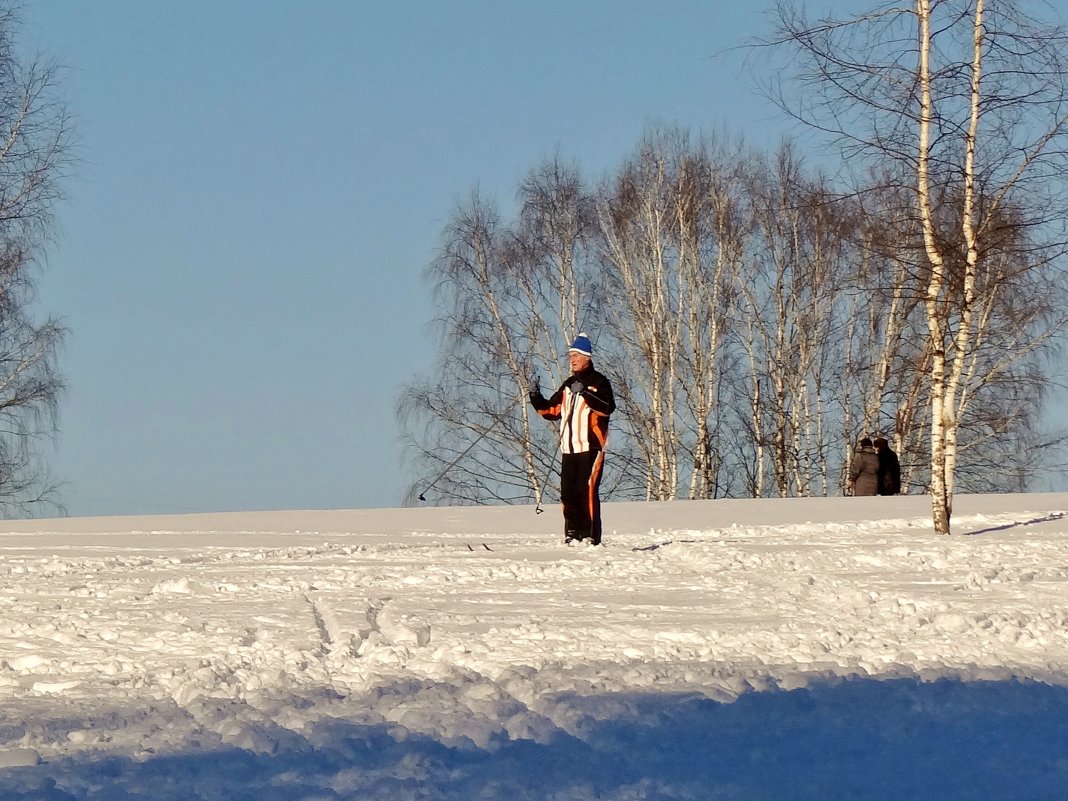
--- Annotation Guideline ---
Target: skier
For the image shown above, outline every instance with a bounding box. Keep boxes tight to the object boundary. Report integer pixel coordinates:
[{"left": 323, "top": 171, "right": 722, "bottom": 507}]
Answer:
[
  {"left": 529, "top": 333, "right": 616, "bottom": 545},
  {"left": 848, "top": 437, "right": 880, "bottom": 496}
]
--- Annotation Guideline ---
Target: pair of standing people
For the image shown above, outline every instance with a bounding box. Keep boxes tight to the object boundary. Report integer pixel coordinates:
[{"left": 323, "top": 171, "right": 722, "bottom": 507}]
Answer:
[
  {"left": 529, "top": 333, "right": 616, "bottom": 545},
  {"left": 848, "top": 436, "right": 901, "bottom": 496}
]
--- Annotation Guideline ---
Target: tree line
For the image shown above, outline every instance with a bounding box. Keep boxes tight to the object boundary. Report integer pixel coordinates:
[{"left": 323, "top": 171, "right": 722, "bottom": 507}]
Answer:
[
  {"left": 400, "top": 129, "right": 1063, "bottom": 502},
  {"left": 400, "top": 0, "right": 1068, "bottom": 533}
]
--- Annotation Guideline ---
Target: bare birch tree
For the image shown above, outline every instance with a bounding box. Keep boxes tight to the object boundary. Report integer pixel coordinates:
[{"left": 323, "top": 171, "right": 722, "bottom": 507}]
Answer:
[
  {"left": 734, "top": 144, "right": 860, "bottom": 497},
  {"left": 594, "top": 130, "right": 744, "bottom": 500},
  {"left": 398, "top": 191, "right": 530, "bottom": 504},
  {"left": 843, "top": 182, "right": 933, "bottom": 493},
  {"left": 673, "top": 139, "right": 747, "bottom": 498},
  {"left": 0, "top": 5, "right": 72, "bottom": 515},
  {"left": 398, "top": 157, "right": 628, "bottom": 505},
  {"left": 596, "top": 135, "right": 683, "bottom": 500},
  {"left": 765, "top": 0, "right": 1068, "bottom": 532}
]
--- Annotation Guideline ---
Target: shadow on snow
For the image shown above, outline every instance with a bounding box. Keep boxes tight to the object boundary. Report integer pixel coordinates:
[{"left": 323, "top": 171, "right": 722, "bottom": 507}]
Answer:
[
  {"left": 963, "top": 511, "right": 1066, "bottom": 537},
  {"left": 1, "top": 676, "right": 1067, "bottom": 801}
]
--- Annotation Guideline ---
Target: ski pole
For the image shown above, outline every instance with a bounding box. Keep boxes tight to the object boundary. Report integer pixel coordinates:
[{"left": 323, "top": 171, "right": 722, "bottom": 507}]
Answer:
[
  {"left": 417, "top": 397, "right": 521, "bottom": 502},
  {"left": 533, "top": 454, "right": 556, "bottom": 514}
]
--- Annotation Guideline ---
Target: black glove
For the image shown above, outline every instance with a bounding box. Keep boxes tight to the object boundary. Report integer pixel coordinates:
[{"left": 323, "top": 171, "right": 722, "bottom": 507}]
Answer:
[
  {"left": 528, "top": 375, "right": 540, "bottom": 395},
  {"left": 569, "top": 380, "right": 584, "bottom": 394}
]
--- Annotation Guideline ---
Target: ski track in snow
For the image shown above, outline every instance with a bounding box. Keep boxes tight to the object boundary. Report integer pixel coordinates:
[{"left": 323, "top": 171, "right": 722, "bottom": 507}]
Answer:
[{"left": 0, "top": 495, "right": 1066, "bottom": 799}]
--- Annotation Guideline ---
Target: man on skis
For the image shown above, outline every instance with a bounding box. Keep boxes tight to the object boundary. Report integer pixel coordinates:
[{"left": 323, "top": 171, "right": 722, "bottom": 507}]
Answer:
[{"left": 529, "top": 333, "right": 616, "bottom": 545}]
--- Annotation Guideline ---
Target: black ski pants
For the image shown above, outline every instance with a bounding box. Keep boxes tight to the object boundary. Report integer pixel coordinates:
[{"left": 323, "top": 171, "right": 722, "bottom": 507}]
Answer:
[{"left": 560, "top": 450, "right": 605, "bottom": 544}]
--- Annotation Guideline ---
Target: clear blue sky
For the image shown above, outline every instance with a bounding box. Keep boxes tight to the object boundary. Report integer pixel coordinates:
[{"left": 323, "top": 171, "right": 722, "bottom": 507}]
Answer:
[{"left": 18, "top": 2, "right": 787, "bottom": 516}]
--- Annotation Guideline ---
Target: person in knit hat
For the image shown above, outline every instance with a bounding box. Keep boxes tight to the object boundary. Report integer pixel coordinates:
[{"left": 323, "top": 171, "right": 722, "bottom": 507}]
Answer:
[
  {"left": 529, "top": 333, "right": 616, "bottom": 545},
  {"left": 848, "top": 437, "right": 880, "bottom": 496}
]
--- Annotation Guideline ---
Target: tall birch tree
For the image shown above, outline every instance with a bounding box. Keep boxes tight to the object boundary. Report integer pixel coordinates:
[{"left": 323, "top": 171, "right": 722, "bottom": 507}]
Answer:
[
  {"left": 594, "top": 130, "right": 745, "bottom": 500},
  {"left": 766, "top": 0, "right": 1068, "bottom": 532}
]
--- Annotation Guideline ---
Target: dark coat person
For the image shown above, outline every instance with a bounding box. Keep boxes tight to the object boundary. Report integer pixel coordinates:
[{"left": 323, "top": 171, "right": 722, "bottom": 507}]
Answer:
[
  {"left": 848, "top": 437, "right": 880, "bottom": 496},
  {"left": 529, "top": 333, "right": 616, "bottom": 545},
  {"left": 874, "top": 437, "right": 902, "bottom": 495}
]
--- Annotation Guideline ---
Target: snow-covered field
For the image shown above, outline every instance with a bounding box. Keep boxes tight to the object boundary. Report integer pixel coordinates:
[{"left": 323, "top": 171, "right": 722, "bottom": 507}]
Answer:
[{"left": 1, "top": 493, "right": 1067, "bottom": 800}]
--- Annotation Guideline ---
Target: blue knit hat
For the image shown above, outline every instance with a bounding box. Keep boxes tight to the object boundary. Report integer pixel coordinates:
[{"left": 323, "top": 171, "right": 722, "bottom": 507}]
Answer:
[{"left": 569, "top": 332, "right": 592, "bottom": 357}]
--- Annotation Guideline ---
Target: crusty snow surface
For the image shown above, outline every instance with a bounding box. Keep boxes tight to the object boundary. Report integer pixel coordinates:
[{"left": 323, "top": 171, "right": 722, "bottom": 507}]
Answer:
[{"left": 0, "top": 494, "right": 1067, "bottom": 800}]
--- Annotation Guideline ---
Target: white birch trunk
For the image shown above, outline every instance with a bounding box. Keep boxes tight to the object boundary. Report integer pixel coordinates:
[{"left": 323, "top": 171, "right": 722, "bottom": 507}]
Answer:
[{"left": 916, "top": 0, "right": 952, "bottom": 534}]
